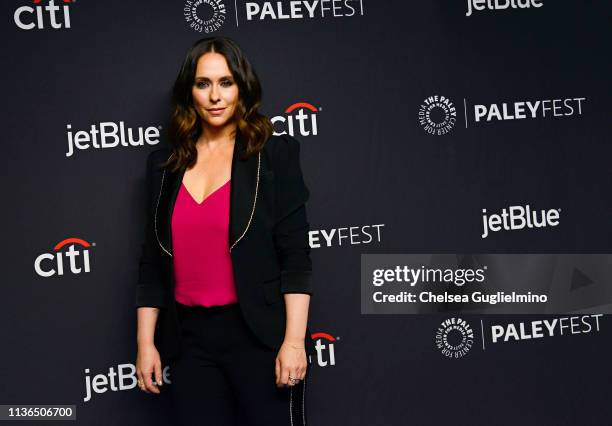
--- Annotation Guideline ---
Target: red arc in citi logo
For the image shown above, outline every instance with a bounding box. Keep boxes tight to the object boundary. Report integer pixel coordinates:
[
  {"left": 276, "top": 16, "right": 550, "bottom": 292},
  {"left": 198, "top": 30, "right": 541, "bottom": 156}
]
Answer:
[
  {"left": 15, "top": 0, "right": 73, "bottom": 30},
  {"left": 34, "top": 237, "right": 94, "bottom": 277},
  {"left": 271, "top": 102, "right": 320, "bottom": 137},
  {"left": 310, "top": 332, "right": 337, "bottom": 367}
]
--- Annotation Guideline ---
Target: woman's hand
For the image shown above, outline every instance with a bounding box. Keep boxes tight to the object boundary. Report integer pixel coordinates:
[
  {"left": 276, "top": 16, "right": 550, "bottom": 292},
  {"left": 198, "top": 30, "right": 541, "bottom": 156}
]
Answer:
[
  {"left": 136, "top": 343, "right": 163, "bottom": 394},
  {"left": 275, "top": 339, "right": 308, "bottom": 388}
]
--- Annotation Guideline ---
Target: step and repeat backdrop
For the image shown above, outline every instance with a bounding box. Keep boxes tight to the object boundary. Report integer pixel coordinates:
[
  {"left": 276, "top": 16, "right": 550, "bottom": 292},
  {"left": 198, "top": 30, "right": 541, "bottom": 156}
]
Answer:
[{"left": 2, "top": 0, "right": 611, "bottom": 425}]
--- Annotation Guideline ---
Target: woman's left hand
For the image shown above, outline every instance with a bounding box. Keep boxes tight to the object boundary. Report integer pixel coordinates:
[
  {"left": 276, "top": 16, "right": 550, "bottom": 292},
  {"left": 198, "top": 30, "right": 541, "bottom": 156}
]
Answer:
[{"left": 275, "top": 339, "right": 307, "bottom": 388}]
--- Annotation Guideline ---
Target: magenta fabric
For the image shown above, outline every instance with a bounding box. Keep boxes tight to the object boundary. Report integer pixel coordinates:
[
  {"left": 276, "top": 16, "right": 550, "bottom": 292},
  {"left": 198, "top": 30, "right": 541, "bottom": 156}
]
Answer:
[{"left": 171, "top": 179, "right": 238, "bottom": 307}]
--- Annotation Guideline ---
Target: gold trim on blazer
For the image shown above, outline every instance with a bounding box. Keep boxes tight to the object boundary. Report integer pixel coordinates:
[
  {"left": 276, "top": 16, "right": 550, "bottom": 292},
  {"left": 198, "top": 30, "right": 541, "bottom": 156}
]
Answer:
[{"left": 152, "top": 129, "right": 261, "bottom": 257}]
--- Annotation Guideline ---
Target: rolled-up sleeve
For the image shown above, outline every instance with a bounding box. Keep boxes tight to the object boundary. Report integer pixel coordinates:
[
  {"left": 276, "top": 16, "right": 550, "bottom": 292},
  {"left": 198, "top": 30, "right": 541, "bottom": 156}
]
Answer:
[
  {"left": 135, "top": 151, "right": 167, "bottom": 309},
  {"left": 272, "top": 135, "right": 313, "bottom": 296}
]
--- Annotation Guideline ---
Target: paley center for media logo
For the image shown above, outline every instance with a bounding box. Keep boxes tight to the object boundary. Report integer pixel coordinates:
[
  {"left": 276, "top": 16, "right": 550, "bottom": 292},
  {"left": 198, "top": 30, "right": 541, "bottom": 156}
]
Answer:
[
  {"left": 466, "top": 0, "right": 543, "bottom": 17},
  {"left": 14, "top": 0, "right": 74, "bottom": 30},
  {"left": 481, "top": 204, "right": 560, "bottom": 239},
  {"left": 271, "top": 102, "right": 320, "bottom": 137},
  {"left": 435, "top": 315, "right": 603, "bottom": 359},
  {"left": 419, "top": 94, "right": 586, "bottom": 135},
  {"left": 183, "top": 0, "right": 365, "bottom": 33},
  {"left": 34, "top": 237, "right": 94, "bottom": 277},
  {"left": 418, "top": 95, "right": 458, "bottom": 136},
  {"left": 65, "top": 121, "right": 161, "bottom": 157},
  {"left": 183, "top": 0, "right": 227, "bottom": 33},
  {"left": 435, "top": 317, "right": 474, "bottom": 358}
]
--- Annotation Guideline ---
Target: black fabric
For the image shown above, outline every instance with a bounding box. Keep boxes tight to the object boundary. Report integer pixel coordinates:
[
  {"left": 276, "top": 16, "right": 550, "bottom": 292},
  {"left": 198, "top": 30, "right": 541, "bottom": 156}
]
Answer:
[
  {"left": 135, "top": 132, "right": 313, "bottom": 363},
  {"left": 168, "top": 302, "right": 310, "bottom": 426}
]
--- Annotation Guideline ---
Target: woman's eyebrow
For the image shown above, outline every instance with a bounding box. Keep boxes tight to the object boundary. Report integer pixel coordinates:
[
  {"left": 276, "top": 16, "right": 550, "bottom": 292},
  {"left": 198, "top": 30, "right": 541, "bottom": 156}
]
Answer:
[{"left": 194, "top": 75, "right": 234, "bottom": 81}]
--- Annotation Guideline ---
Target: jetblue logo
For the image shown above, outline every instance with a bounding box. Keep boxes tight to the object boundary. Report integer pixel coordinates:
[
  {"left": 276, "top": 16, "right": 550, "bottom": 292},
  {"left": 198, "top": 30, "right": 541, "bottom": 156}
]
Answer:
[
  {"left": 481, "top": 204, "right": 560, "bottom": 239},
  {"left": 66, "top": 121, "right": 161, "bottom": 157},
  {"left": 466, "top": 0, "right": 543, "bottom": 17}
]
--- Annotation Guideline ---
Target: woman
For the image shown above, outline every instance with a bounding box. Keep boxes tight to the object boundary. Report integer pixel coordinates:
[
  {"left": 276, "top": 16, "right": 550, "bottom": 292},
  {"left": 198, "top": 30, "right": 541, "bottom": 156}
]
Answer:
[{"left": 134, "top": 36, "right": 314, "bottom": 426}]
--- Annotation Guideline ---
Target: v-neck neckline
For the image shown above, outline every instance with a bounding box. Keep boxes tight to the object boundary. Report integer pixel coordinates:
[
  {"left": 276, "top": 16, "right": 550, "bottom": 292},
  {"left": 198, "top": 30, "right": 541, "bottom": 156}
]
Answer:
[{"left": 181, "top": 179, "right": 230, "bottom": 206}]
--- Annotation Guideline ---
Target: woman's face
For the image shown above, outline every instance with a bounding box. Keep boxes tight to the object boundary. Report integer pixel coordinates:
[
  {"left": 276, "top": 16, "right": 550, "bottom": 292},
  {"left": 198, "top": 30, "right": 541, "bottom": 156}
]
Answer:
[{"left": 191, "top": 52, "right": 240, "bottom": 130}]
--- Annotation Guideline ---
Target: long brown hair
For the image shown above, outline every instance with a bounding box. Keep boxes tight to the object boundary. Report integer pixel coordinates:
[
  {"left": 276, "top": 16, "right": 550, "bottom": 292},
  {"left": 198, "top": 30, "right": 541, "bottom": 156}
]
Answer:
[{"left": 163, "top": 36, "right": 273, "bottom": 172}]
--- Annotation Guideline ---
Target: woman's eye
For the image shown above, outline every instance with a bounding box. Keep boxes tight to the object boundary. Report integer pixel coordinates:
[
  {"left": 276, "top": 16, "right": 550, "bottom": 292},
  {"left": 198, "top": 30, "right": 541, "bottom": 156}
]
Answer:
[{"left": 195, "top": 81, "right": 232, "bottom": 88}]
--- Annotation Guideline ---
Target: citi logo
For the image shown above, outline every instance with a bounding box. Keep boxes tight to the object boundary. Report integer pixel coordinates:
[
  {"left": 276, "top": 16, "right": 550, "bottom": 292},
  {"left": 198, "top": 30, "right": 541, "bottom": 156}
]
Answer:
[
  {"left": 271, "top": 102, "right": 319, "bottom": 137},
  {"left": 66, "top": 122, "right": 161, "bottom": 157},
  {"left": 84, "top": 363, "right": 171, "bottom": 402},
  {"left": 34, "top": 237, "right": 94, "bottom": 277},
  {"left": 466, "top": 0, "right": 543, "bottom": 17},
  {"left": 15, "top": 0, "right": 73, "bottom": 30},
  {"left": 481, "top": 204, "right": 560, "bottom": 239},
  {"left": 310, "top": 332, "right": 337, "bottom": 367},
  {"left": 244, "top": 0, "right": 364, "bottom": 22}
]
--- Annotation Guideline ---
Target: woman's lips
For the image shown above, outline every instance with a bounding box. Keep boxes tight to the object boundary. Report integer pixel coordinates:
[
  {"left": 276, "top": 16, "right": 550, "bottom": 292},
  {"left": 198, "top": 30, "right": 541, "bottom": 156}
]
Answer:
[{"left": 208, "top": 107, "right": 226, "bottom": 115}]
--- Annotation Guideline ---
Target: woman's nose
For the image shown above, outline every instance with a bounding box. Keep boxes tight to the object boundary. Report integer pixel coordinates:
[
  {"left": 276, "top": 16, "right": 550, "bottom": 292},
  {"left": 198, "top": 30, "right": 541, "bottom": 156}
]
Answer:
[{"left": 209, "top": 84, "right": 220, "bottom": 101}]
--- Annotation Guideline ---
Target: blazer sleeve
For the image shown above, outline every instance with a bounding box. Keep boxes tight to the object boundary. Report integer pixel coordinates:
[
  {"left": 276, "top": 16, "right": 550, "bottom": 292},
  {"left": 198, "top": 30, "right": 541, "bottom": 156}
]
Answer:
[
  {"left": 272, "top": 134, "right": 313, "bottom": 296},
  {"left": 135, "top": 150, "right": 168, "bottom": 309}
]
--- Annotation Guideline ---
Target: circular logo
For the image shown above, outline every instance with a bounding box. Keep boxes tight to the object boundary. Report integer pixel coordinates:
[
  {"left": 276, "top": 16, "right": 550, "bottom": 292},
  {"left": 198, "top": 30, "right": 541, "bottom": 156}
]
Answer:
[
  {"left": 435, "top": 317, "right": 474, "bottom": 358},
  {"left": 184, "top": 0, "right": 227, "bottom": 33},
  {"left": 418, "top": 95, "right": 457, "bottom": 135}
]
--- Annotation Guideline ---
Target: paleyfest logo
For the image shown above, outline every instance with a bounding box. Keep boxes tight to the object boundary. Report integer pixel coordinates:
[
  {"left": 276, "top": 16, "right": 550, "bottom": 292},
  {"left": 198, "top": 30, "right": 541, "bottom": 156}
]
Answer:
[
  {"left": 244, "top": 0, "right": 364, "bottom": 21},
  {"left": 183, "top": 0, "right": 364, "bottom": 32},
  {"left": 184, "top": 0, "right": 227, "bottom": 33},
  {"left": 419, "top": 94, "right": 585, "bottom": 134},
  {"left": 435, "top": 317, "right": 474, "bottom": 358},
  {"left": 418, "top": 95, "right": 457, "bottom": 135}
]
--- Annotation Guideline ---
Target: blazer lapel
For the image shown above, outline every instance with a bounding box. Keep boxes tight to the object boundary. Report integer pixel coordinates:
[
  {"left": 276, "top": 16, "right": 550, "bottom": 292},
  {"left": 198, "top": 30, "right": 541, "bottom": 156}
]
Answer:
[
  {"left": 154, "top": 129, "right": 260, "bottom": 257},
  {"left": 228, "top": 129, "right": 260, "bottom": 252}
]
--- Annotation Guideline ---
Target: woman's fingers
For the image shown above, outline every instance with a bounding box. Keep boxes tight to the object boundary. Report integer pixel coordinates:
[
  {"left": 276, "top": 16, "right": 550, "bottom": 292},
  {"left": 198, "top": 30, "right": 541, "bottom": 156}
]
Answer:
[
  {"left": 297, "top": 364, "right": 307, "bottom": 381},
  {"left": 289, "top": 364, "right": 307, "bottom": 385},
  {"left": 136, "top": 346, "right": 162, "bottom": 394},
  {"left": 136, "top": 370, "right": 148, "bottom": 394},
  {"left": 154, "top": 361, "right": 163, "bottom": 387},
  {"left": 277, "top": 365, "right": 307, "bottom": 387},
  {"left": 275, "top": 357, "right": 281, "bottom": 386},
  {"left": 276, "top": 346, "right": 308, "bottom": 387},
  {"left": 144, "top": 370, "right": 160, "bottom": 394}
]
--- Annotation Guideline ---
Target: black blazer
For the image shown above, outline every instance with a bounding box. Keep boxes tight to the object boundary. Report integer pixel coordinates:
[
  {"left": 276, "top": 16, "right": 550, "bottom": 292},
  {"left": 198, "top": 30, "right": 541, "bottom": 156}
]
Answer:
[{"left": 135, "top": 130, "right": 313, "bottom": 363}]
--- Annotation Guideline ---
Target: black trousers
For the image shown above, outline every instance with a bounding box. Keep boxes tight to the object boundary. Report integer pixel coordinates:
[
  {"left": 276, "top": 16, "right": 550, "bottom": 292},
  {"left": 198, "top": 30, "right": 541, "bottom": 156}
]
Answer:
[{"left": 168, "top": 302, "right": 310, "bottom": 426}]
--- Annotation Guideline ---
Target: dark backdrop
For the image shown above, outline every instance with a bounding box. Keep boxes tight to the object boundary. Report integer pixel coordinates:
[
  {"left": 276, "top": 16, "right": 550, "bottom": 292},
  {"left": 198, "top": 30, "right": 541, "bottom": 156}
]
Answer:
[{"left": 1, "top": 1, "right": 610, "bottom": 425}]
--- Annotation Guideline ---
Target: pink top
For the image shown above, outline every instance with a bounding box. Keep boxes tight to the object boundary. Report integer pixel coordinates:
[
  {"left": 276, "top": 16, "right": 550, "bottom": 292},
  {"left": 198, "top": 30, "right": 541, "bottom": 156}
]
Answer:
[{"left": 171, "top": 179, "right": 238, "bottom": 307}]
